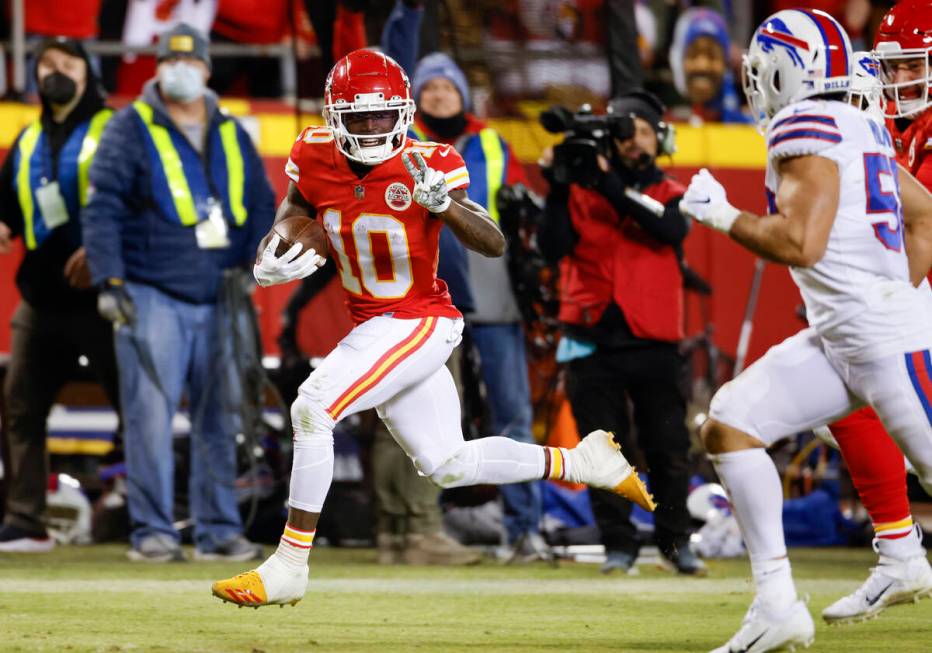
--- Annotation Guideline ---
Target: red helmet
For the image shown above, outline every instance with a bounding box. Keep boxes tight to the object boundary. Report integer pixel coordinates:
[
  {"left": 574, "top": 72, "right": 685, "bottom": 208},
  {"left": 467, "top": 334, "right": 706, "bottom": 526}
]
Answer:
[
  {"left": 323, "top": 49, "right": 416, "bottom": 164},
  {"left": 872, "top": 0, "right": 932, "bottom": 118}
]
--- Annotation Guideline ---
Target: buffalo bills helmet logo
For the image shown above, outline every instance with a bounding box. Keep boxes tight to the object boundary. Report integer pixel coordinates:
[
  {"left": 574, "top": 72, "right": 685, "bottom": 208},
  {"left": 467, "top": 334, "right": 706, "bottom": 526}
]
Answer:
[
  {"left": 857, "top": 55, "right": 880, "bottom": 78},
  {"left": 756, "top": 17, "right": 809, "bottom": 69}
]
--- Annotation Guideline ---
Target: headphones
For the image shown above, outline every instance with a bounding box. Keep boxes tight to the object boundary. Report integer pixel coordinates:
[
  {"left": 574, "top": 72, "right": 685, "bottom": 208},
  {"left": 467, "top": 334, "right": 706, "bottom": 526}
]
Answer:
[{"left": 608, "top": 89, "right": 677, "bottom": 158}]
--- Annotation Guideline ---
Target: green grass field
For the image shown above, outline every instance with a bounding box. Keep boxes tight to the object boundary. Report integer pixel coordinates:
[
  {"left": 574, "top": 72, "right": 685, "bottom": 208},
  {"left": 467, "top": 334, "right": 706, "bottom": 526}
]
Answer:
[{"left": 0, "top": 545, "right": 929, "bottom": 653}]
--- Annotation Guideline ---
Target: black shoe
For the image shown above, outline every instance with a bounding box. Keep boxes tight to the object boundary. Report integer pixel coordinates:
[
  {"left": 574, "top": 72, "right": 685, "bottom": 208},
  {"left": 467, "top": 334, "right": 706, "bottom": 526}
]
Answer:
[
  {"left": 0, "top": 524, "right": 54, "bottom": 552},
  {"left": 661, "top": 542, "right": 708, "bottom": 576}
]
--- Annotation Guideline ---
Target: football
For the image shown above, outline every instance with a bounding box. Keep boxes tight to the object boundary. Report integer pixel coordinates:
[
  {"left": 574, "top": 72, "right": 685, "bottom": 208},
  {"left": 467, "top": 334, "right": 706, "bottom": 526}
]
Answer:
[{"left": 271, "top": 216, "right": 329, "bottom": 259}]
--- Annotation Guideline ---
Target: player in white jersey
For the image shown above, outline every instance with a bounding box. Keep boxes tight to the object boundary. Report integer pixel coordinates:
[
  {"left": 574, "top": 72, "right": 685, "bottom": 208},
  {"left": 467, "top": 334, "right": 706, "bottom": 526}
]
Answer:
[{"left": 679, "top": 10, "right": 932, "bottom": 653}]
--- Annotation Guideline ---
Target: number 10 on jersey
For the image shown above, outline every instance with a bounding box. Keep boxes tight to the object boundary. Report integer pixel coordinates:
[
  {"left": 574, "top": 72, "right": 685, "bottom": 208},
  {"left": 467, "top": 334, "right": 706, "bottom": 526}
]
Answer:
[{"left": 322, "top": 209, "right": 415, "bottom": 299}]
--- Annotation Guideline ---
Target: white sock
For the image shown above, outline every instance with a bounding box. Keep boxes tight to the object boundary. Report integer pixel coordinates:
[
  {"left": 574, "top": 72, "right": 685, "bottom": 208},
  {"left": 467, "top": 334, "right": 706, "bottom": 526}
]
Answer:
[
  {"left": 713, "top": 448, "right": 797, "bottom": 609},
  {"left": 273, "top": 525, "right": 314, "bottom": 570},
  {"left": 876, "top": 524, "right": 924, "bottom": 561},
  {"left": 472, "top": 437, "right": 546, "bottom": 483}
]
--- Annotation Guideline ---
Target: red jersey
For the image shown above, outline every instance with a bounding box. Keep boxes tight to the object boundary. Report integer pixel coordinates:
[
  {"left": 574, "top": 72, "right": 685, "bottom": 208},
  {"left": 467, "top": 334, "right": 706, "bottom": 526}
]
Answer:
[
  {"left": 887, "top": 109, "right": 932, "bottom": 190},
  {"left": 286, "top": 128, "right": 469, "bottom": 324},
  {"left": 887, "top": 109, "right": 932, "bottom": 285}
]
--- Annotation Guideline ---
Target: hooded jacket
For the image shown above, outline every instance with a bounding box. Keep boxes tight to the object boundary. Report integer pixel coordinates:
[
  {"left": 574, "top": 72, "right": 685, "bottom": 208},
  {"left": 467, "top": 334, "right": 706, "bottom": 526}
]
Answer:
[{"left": 0, "top": 40, "right": 108, "bottom": 309}]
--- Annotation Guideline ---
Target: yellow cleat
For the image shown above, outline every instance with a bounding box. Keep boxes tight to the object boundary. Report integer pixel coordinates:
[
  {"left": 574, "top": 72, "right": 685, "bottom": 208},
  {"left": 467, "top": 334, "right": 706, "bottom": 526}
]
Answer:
[
  {"left": 613, "top": 467, "right": 657, "bottom": 512},
  {"left": 212, "top": 557, "right": 308, "bottom": 608},
  {"left": 572, "top": 430, "right": 657, "bottom": 512},
  {"left": 212, "top": 571, "right": 275, "bottom": 607}
]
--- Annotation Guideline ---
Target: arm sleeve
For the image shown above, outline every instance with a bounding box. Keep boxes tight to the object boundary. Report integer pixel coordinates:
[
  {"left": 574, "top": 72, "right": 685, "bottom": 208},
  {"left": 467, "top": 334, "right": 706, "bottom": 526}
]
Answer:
[
  {"left": 766, "top": 106, "right": 844, "bottom": 165},
  {"left": 0, "top": 132, "right": 24, "bottom": 238},
  {"left": 380, "top": 1, "right": 424, "bottom": 77},
  {"left": 538, "top": 186, "right": 577, "bottom": 264},
  {"left": 426, "top": 144, "right": 470, "bottom": 191},
  {"left": 242, "top": 126, "right": 276, "bottom": 265},
  {"left": 285, "top": 129, "right": 316, "bottom": 205},
  {"left": 81, "top": 112, "right": 137, "bottom": 284},
  {"left": 594, "top": 171, "right": 689, "bottom": 245}
]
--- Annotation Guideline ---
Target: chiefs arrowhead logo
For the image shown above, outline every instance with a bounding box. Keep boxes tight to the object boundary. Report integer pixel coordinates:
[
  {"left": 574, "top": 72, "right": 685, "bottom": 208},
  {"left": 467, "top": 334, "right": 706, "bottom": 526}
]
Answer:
[{"left": 385, "top": 182, "right": 412, "bottom": 211}]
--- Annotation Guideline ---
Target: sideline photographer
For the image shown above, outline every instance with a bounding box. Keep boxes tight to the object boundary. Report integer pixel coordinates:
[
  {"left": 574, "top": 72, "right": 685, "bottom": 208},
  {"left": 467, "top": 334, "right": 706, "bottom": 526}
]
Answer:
[{"left": 538, "top": 91, "right": 702, "bottom": 575}]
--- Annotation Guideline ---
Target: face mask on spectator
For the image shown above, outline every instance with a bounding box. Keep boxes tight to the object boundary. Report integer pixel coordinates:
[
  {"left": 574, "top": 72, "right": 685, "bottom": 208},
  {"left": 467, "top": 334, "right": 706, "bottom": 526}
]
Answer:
[
  {"left": 39, "top": 72, "right": 78, "bottom": 104},
  {"left": 159, "top": 61, "right": 205, "bottom": 103}
]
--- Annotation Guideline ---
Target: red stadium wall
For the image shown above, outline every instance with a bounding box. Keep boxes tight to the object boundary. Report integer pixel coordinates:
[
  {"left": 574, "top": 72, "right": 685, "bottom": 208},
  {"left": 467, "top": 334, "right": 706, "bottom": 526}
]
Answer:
[{"left": 0, "top": 130, "right": 800, "bottom": 367}]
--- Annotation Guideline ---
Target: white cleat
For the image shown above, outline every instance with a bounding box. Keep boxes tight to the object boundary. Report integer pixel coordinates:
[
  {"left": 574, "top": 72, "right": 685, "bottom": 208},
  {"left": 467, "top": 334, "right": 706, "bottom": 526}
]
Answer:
[
  {"left": 822, "top": 553, "right": 932, "bottom": 624},
  {"left": 710, "top": 598, "right": 814, "bottom": 653},
  {"left": 212, "top": 555, "right": 308, "bottom": 608},
  {"left": 570, "top": 430, "right": 656, "bottom": 511}
]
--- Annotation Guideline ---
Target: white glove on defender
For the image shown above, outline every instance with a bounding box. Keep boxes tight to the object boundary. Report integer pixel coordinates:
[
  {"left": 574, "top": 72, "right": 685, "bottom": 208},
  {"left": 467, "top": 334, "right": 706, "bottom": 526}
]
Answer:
[
  {"left": 253, "top": 235, "right": 324, "bottom": 287},
  {"left": 403, "top": 151, "right": 452, "bottom": 213},
  {"left": 679, "top": 168, "right": 741, "bottom": 233}
]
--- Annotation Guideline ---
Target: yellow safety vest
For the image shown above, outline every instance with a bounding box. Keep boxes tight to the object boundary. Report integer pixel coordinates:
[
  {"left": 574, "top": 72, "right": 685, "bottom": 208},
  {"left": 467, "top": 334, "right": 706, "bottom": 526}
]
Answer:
[
  {"left": 15, "top": 108, "right": 112, "bottom": 250},
  {"left": 132, "top": 100, "right": 248, "bottom": 227},
  {"left": 409, "top": 123, "right": 506, "bottom": 223}
]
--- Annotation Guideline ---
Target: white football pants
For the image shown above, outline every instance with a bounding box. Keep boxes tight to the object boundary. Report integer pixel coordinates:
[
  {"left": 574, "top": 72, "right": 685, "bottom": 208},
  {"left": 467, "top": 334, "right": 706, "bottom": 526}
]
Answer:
[
  {"left": 287, "top": 315, "right": 546, "bottom": 512},
  {"left": 710, "top": 327, "right": 932, "bottom": 488}
]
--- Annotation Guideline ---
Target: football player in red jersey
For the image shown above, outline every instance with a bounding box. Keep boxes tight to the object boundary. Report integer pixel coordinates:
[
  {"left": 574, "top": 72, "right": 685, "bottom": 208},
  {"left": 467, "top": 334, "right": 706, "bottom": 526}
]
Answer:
[
  {"left": 821, "top": 4, "right": 932, "bottom": 624},
  {"left": 212, "top": 49, "right": 655, "bottom": 608}
]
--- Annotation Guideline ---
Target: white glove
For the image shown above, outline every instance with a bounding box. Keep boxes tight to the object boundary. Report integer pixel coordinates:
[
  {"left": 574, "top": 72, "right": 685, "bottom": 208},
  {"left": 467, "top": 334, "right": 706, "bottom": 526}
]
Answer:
[
  {"left": 253, "top": 235, "right": 324, "bottom": 287},
  {"left": 403, "top": 151, "right": 452, "bottom": 213},
  {"left": 679, "top": 168, "right": 741, "bottom": 233}
]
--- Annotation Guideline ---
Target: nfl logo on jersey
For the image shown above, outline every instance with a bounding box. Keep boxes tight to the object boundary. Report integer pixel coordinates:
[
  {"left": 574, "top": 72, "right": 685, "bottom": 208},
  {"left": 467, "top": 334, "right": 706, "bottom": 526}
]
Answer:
[{"left": 385, "top": 182, "right": 412, "bottom": 211}]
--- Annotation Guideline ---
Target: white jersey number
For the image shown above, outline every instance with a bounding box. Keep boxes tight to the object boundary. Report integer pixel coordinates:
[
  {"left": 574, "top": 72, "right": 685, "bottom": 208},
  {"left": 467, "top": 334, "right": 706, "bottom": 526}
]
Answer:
[
  {"left": 322, "top": 209, "right": 414, "bottom": 299},
  {"left": 863, "top": 152, "right": 904, "bottom": 252}
]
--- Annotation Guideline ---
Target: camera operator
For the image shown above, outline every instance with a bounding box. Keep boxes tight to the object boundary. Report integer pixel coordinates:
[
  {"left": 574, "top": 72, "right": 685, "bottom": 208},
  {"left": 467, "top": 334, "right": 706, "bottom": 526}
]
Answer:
[{"left": 538, "top": 90, "right": 703, "bottom": 575}]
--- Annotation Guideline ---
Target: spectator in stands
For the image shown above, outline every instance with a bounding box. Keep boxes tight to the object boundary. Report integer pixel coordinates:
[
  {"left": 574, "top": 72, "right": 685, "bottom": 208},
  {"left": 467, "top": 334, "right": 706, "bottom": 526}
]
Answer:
[
  {"left": 668, "top": 7, "right": 751, "bottom": 124},
  {"left": 0, "top": 37, "right": 119, "bottom": 553},
  {"left": 82, "top": 24, "right": 274, "bottom": 562},
  {"left": 25, "top": 1, "right": 102, "bottom": 40},
  {"left": 538, "top": 90, "right": 702, "bottom": 574},
  {"left": 210, "top": 0, "right": 317, "bottom": 98},
  {"left": 305, "top": 0, "right": 368, "bottom": 76}
]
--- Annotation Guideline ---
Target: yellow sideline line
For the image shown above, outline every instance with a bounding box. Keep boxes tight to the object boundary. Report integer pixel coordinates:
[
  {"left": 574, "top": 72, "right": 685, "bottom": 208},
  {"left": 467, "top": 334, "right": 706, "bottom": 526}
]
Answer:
[{"left": 0, "top": 102, "right": 768, "bottom": 168}]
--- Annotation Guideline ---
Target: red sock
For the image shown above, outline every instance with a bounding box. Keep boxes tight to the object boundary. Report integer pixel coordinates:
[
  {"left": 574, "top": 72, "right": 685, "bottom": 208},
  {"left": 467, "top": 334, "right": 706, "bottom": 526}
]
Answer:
[{"left": 830, "top": 407, "right": 912, "bottom": 539}]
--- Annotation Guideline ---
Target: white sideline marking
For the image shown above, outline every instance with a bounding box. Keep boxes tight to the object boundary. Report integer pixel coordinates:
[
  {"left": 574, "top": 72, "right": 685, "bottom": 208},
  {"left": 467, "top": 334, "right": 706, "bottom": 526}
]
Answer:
[{"left": 0, "top": 577, "right": 861, "bottom": 596}]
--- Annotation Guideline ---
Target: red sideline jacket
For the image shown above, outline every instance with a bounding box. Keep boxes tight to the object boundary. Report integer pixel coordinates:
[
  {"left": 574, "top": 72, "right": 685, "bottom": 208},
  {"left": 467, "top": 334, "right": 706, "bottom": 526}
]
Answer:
[{"left": 559, "top": 177, "right": 685, "bottom": 343}]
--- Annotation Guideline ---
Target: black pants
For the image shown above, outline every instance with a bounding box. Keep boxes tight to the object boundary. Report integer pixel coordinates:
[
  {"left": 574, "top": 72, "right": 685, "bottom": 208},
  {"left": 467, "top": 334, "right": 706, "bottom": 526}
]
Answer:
[
  {"left": 1, "top": 301, "right": 120, "bottom": 533},
  {"left": 565, "top": 343, "right": 691, "bottom": 556}
]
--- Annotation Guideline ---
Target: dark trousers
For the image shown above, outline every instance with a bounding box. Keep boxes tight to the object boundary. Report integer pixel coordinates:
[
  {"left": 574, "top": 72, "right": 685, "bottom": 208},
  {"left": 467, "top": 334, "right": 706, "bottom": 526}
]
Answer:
[
  {"left": 2, "top": 300, "right": 119, "bottom": 533},
  {"left": 565, "top": 343, "right": 691, "bottom": 556}
]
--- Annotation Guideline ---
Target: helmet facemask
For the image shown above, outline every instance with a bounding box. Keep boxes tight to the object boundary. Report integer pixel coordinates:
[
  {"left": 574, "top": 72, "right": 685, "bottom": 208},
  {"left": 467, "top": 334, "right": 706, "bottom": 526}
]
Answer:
[
  {"left": 742, "top": 52, "right": 777, "bottom": 133},
  {"left": 874, "top": 47, "right": 931, "bottom": 119},
  {"left": 849, "top": 52, "right": 885, "bottom": 122},
  {"left": 324, "top": 92, "right": 416, "bottom": 165}
]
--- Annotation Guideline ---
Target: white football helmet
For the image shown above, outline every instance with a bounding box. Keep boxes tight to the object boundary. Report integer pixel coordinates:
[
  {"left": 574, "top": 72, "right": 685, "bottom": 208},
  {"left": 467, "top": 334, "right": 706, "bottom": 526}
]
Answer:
[
  {"left": 743, "top": 9, "right": 853, "bottom": 131},
  {"left": 849, "top": 51, "right": 884, "bottom": 122},
  {"left": 687, "top": 483, "right": 731, "bottom": 524},
  {"left": 46, "top": 474, "right": 92, "bottom": 545}
]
